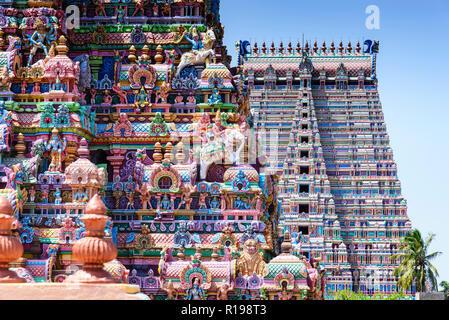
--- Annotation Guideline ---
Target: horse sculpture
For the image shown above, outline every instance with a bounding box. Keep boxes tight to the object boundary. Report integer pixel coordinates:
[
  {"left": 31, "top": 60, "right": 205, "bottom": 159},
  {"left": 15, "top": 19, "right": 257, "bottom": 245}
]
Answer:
[
  {"left": 176, "top": 27, "right": 216, "bottom": 77},
  {"left": 199, "top": 128, "right": 246, "bottom": 180}
]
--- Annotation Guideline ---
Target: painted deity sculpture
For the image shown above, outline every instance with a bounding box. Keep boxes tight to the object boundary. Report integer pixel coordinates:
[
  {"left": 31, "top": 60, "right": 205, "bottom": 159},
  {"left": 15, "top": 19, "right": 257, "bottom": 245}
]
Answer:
[
  {"left": 132, "top": 0, "right": 149, "bottom": 17},
  {"left": 54, "top": 188, "right": 62, "bottom": 205},
  {"left": 26, "top": 18, "right": 57, "bottom": 67},
  {"left": 29, "top": 186, "right": 36, "bottom": 203},
  {"left": 159, "top": 195, "right": 172, "bottom": 211},
  {"left": 126, "top": 192, "right": 135, "bottom": 210},
  {"left": 198, "top": 112, "right": 246, "bottom": 179},
  {"left": 208, "top": 88, "right": 222, "bottom": 105},
  {"left": 176, "top": 26, "right": 216, "bottom": 77},
  {"left": 186, "top": 277, "right": 205, "bottom": 300},
  {"left": 235, "top": 196, "right": 250, "bottom": 210},
  {"left": 94, "top": 0, "right": 107, "bottom": 17},
  {"left": 116, "top": 6, "right": 127, "bottom": 24},
  {"left": 163, "top": 280, "right": 178, "bottom": 300},
  {"left": 41, "top": 189, "right": 49, "bottom": 204},
  {"left": 237, "top": 239, "right": 267, "bottom": 277},
  {"left": 0, "top": 66, "right": 12, "bottom": 91},
  {"left": 198, "top": 193, "right": 208, "bottom": 210},
  {"left": 216, "top": 280, "right": 234, "bottom": 300},
  {"left": 44, "top": 128, "right": 67, "bottom": 173}
]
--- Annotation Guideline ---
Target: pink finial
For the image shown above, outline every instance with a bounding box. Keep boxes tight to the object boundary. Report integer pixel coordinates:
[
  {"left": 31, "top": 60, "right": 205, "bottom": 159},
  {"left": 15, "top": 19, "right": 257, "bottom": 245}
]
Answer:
[
  {"left": 77, "top": 138, "right": 90, "bottom": 159},
  {"left": 65, "top": 194, "right": 118, "bottom": 283},
  {"left": 0, "top": 197, "right": 25, "bottom": 283}
]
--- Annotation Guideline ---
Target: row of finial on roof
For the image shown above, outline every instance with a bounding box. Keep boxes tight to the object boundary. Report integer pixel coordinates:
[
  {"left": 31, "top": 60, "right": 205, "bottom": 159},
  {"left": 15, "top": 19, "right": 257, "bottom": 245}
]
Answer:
[{"left": 251, "top": 40, "right": 363, "bottom": 55}]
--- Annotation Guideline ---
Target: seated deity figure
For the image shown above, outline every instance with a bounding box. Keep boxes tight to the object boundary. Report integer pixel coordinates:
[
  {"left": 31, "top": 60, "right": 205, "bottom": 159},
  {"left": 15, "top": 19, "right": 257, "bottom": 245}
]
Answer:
[
  {"left": 236, "top": 239, "right": 267, "bottom": 277},
  {"left": 159, "top": 195, "right": 172, "bottom": 211},
  {"left": 235, "top": 196, "right": 250, "bottom": 210},
  {"left": 209, "top": 197, "right": 219, "bottom": 209},
  {"left": 186, "top": 277, "right": 205, "bottom": 300},
  {"left": 208, "top": 88, "right": 222, "bottom": 105},
  {"left": 44, "top": 128, "right": 67, "bottom": 173}
]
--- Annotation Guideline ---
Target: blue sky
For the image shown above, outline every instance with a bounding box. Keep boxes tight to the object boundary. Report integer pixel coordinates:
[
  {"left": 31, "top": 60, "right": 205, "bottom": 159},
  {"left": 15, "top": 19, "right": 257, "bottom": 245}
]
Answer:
[{"left": 220, "top": 0, "right": 449, "bottom": 286}]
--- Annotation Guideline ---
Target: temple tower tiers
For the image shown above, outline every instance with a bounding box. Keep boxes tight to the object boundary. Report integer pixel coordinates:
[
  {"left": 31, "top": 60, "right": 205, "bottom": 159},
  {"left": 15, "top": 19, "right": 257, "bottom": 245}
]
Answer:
[{"left": 240, "top": 41, "right": 412, "bottom": 296}]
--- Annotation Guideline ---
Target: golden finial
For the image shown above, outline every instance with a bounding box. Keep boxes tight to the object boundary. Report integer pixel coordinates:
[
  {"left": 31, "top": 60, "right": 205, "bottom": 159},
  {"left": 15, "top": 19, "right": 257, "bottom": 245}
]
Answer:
[
  {"left": 347, "top": 41, "right": 352, "bottom": 54},
  {"left": 313, "top": 41, "right": 318, "bottom": 54},
  {"left": 154, "top": 142, "right": 163, "bottom": 164},
  {"left": 304, "top": 41, "right": 309, "bottom": 53},
  {"left": 176, "top": 142, "right": 185, "bottom": 164},
  {"left": 56, "top": 36, "right": 68, "bottom": 56},
  {"left": 330, "top": 41, "right": 335, "bottom": 53},
  {"left": 270, "top": 41, "right": 275, "bottom": 54},
  {"left": 287, "top": 41, "right": 292, "bottom": 54},
  {"left": 356, "top": 41, "right": 361, "bottom": 54},
  {"left": 322, "top": 41, "right": 327, "bottom": 54},
  {"left": 141, "top": 45, "right": 150, "bottom": 61},
  {"left": 339, "top": 41, "right": 344, "bottom": 54},
  {"left": 253, "top": 42, "right": 258, "bottom": 54},
  {"left": 164, "top": 142, "right": 173, "bottom": 162},
  {"left": 279, "top": 41, "right": 284, "bottom": 54},
  {"left": 155, "top": 45, "right": 164, "bottom": 64},
  {"left": 128, "top": 45, "right": 137, "bottom": 64},
  {"left": 296, "top": 41, "right": 301, "bottom": 54},
  {"left": 261, "top": 42, "right": 267, "bottom": 54}
]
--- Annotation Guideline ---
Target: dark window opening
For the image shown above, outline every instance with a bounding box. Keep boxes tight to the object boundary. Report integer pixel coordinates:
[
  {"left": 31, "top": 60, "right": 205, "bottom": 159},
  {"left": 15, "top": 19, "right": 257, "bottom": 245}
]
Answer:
[
  {"left": 300, "top": 150, "right": 309, "bottom": 158},
  {"left": 299, "top": 184, "right": 309, "bottom": 193},
  {"left": 301, "top": 124, "right": 308, "bottom": 130},
  {"left": 302, "top": 113, "right": 308, "bottom": 118},
  {"left": 299, "top": 166, "right": 309, "bottom": 174},
  {"left": 298, "top": 205, "right": 309, "bottom": 214},
  {"left": 300, "top": 136, "right": 309, "bottom": 143},
  {"left": 158, "top": 177, "right": 173, "bottom": 190}
]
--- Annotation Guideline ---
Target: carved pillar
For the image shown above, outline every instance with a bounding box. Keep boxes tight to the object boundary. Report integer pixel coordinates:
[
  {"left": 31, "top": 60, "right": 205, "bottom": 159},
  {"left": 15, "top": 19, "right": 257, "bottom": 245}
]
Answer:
[
  {"left": 15, "top": 133, "right": 26, "bottom": 158},
  {"left": 107, "top": 148, "right": 126, "bottom": 177}
]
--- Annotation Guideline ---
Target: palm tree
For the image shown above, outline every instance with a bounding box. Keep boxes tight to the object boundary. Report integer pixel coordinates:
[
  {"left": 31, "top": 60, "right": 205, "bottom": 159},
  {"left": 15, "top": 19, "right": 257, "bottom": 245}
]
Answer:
[
  {"left": 391, "top": 229, "right": 441, "bottom": 293},
  {"left": 440, "top": 281, "right": 449, "bottom": 299}
]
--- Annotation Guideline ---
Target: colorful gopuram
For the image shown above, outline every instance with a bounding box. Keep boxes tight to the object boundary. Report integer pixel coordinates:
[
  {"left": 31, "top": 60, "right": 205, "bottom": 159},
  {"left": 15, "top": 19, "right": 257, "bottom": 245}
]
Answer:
[
  {"left": 238, "top": 40, "right": 413, "bottom": 297},
  {"left": 0, "top": 0, "right": 411, "bottom": 300}
]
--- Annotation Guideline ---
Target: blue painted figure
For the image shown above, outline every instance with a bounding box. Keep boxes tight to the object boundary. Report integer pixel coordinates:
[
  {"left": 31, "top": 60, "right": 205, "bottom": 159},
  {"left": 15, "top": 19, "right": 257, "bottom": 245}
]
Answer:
[
  {"left": 235, "top": 196, "right": 250, "bottom": 210},
  {"left": 54, "top": 188, "right": 62, "bottom": 205},
  {"left": 186, "top": 278, "right": 205, "bottom": 300},
  {"left": 185, "top": 26, "right": 203, "bottom": 51},
  {"left": 208, "top": 88, "right": 222, "bottom": 105}
]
